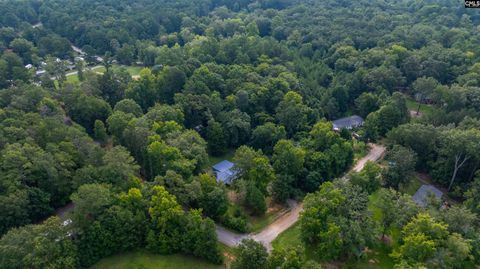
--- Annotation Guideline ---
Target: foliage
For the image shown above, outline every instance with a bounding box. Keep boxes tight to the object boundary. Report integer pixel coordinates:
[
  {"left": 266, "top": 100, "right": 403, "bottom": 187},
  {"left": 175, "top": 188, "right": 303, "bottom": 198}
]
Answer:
[
  {"left": 383, "top": 145, "right": 417, "bottom": 189},
  {"left": 232, "top": 239, "right": 268, "bottom": 269},
  {"left": 300, "top": 181, "right": 377, "bottom": 261},
  {"left": 2, "top": 0, "right": 480, "bottom": 267},
  {"left": 391, "top": 213, "right": 472, "bottom": 268},
  {"left": 0, "top": 217, "right": 78, "bottom": 269},
  {"left": 350, "top": 161, "right": 382, "bottom": 194}
]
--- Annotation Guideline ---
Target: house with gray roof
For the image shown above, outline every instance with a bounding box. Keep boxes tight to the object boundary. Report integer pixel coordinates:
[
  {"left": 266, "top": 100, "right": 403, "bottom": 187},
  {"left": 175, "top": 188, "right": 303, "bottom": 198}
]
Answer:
[
  {"left": 332, "top": 115, "right": 364, "bottom": 131},
  {"left": 412, "top": 184, "right": 443, "bottom": 207},
  {"left": 212, "top": 160, "right": 237, "bottom": 184}
]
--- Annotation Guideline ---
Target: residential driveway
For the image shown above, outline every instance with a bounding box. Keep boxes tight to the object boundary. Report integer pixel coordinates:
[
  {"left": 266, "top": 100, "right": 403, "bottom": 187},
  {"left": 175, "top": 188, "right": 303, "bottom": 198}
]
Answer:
[
  {"left": 352, "top": 143, "right": 386, "bottom": 172},
  {"left": 251, "top": 199, "right": 301, "bottom": 251},
  {"left": 216, "top": 143, "right": 386, "bottom": 251}
]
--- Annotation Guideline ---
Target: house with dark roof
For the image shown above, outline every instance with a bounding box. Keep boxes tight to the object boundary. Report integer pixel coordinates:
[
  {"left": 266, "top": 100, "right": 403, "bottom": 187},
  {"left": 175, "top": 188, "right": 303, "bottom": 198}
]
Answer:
[
  {"left": 332, "top": 115, "right": 364, "bottom": 131},
  {"left": 412, "top": 184, "right": 443, "bottom": 207},
  {"left": 212, "top": 160, "right": 237, "bottom": 184}
]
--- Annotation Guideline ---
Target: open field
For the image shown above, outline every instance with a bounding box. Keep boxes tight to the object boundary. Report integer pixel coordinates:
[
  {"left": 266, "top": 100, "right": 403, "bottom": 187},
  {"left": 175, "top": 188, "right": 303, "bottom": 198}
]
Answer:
[
  {"left": 90, "top": 251, "right": 223, "bottom": 269},
  {"left": 405, "top": 96, "right": 437, "bottom": 117},
  {"left": 63, "top": 64, "right": 144, "bottom": 85},
  {"left": 111, "top": 64, "right": 145, "bottom": 76}
]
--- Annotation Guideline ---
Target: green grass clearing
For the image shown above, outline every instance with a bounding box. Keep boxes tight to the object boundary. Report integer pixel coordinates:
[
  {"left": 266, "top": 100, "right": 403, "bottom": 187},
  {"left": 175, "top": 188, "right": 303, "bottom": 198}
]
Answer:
[
  {"left": 90, "top": 251, "right": 222, "bottom": 269},
  {"left": 207, "top": 149, "right": 236, "bottom": 169},
  {"left": 271, "top": 223, "right": 303, "bottom": 251},
  {"left": 111, "top": 64, "right": 145, "bottom": 76},
  {"left": 405, "top": 96, "right": 437, "bottom": 117},
  {"left": 63, "top": 65, "right": 143, "bottom": 85},
  {"left": 66, "top": 73, "right": 80, "bottom": 84}
]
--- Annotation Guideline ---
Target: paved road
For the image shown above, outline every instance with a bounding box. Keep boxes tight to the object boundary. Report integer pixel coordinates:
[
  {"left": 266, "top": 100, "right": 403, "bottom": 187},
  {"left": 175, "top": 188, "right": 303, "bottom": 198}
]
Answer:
[
  {"left": 216, "top": 143, "right": 386, "bottom": 250},
  {"left": 216, "top": 225, "right": 248, "bottom": 246}
]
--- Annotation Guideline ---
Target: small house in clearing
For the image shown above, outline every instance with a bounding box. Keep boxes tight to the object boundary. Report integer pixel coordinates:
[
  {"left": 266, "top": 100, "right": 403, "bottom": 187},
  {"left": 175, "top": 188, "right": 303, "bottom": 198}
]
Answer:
[
  {"left": 212, "top": 160, "right": 237, "bottom": 184},
  {"left": 412, "top": 184, "right": 443, "bottom": 207},
  {"left": 332, "top": 115, "right": 364, "bottom": 131}
]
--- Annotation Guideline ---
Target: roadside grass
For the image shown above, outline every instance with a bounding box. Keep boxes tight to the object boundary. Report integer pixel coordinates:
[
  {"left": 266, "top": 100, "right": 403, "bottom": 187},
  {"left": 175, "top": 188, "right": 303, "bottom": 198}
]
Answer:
[
  {"left": 223, "top": 200, "right": 285, "bottom": 233},
  {"left": 248, "top": 209, "right": 280, "bottom": 233},
  {"left": 353, "top": 140, "right": 369, "bottom": 162},
  {"left": 90, "top": 251, "right": 222, "bottom": 269},
  {"left": 219, "top": 243, "right": 234, "bottom": 269},
  {"left": 271, "top": 223, "right": 302, "bottom": 251},
  {"left": 248, "top": 198, "right": 286, "bottom": 233}
]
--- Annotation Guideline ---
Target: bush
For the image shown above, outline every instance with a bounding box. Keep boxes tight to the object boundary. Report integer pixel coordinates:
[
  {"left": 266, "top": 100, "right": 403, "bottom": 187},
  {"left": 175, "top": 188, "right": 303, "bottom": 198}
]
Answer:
[
  {"left": 245, "top": 183, "right": 266, "bottom": 216},
  {"left": 220, "top": 208, "right": 249, "bottom": 233}
]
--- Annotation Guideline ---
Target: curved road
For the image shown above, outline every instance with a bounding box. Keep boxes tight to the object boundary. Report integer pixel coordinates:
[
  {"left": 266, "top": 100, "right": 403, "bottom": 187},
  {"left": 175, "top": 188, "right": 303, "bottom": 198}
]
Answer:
[{"left": 216, "top": 143, "right": 386, "bottom": 251}]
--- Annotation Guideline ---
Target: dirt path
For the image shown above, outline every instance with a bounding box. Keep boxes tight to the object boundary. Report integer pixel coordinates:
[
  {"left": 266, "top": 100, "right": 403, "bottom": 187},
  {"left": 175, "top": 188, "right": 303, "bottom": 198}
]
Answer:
[
  {"left": 352, "top": 143, "right": 386, "bottom": 172},
  {"left": 216, "top": 143, "right": 386, "bottom": 250}
]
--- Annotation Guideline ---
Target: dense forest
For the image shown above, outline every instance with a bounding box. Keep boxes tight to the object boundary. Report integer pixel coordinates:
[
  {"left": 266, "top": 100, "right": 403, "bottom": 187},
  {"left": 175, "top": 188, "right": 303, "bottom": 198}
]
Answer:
[{"left": 0, "top": 0, "right": 480, "bottom": 268}]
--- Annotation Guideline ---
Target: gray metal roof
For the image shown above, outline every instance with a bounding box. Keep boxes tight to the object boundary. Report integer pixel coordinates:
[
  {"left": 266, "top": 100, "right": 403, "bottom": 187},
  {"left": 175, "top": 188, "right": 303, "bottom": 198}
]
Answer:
[
  {"left": 412, "top": 184, "right": 443, "bottom": 207},
  {"left": 332, "top": 115, "right": 364, "bottom": 130},
  {"left": 212, "top": 160, "right": 234, "bottom": 172},
  {"left": 212, "top": 160, "right": 236, "bottom": 184}
]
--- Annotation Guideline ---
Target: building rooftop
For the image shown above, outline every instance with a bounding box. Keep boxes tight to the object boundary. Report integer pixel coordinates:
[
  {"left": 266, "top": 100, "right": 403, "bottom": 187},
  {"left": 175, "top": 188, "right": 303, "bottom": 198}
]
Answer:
[
  {"left": 412, "top": 184, "right": 443, "bottom": 207},
  {"left": 212, "top": 160, "right": 234, "bottom": 173},
  {"left": 332, "top": 115, "right": 364, "bottom": 130},
  {"left": 212, "top": 160, "right": 236, "bottom": 184}
]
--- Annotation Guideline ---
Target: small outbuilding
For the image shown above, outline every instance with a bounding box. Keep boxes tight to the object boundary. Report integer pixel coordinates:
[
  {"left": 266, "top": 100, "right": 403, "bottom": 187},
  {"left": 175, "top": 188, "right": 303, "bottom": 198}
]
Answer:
[
  {"left": 412, "top": 184, "right": 443, "bottom": 207},
  {"left": 332, "top": 115, "right": 364, "bottom": 131},
  {"left": 212, "top": 160, "right": 237, "bottom": 184}
]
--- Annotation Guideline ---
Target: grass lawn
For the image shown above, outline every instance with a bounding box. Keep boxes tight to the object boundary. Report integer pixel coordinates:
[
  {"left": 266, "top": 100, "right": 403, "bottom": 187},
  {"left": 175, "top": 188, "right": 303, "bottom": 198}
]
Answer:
[
  {"left": 63, "top": 65, "right": 142, "bottom": 85},
  {"left": 111, "top": 64, "right": 145, "bottom": 76},
  {"left": 90, "top": 251, "right": 223, "bottom": 269},
  {"left": 249, "top": 209, "right": 281, "bottom": 232},
  {"left": 405, "top": 96, "right": 437, "bottom": 117},
  {"left": 207, "top": 149, "right": 236, "bottom": 169},
  {"left": 271, "top": 223, "right": 319, "bottom": 262},
  {"left": 66, "top": 73, "right": 80, "bottom": 84},
  {"left": 271, "top": 223, "right": 302, "bottom": 251}
]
